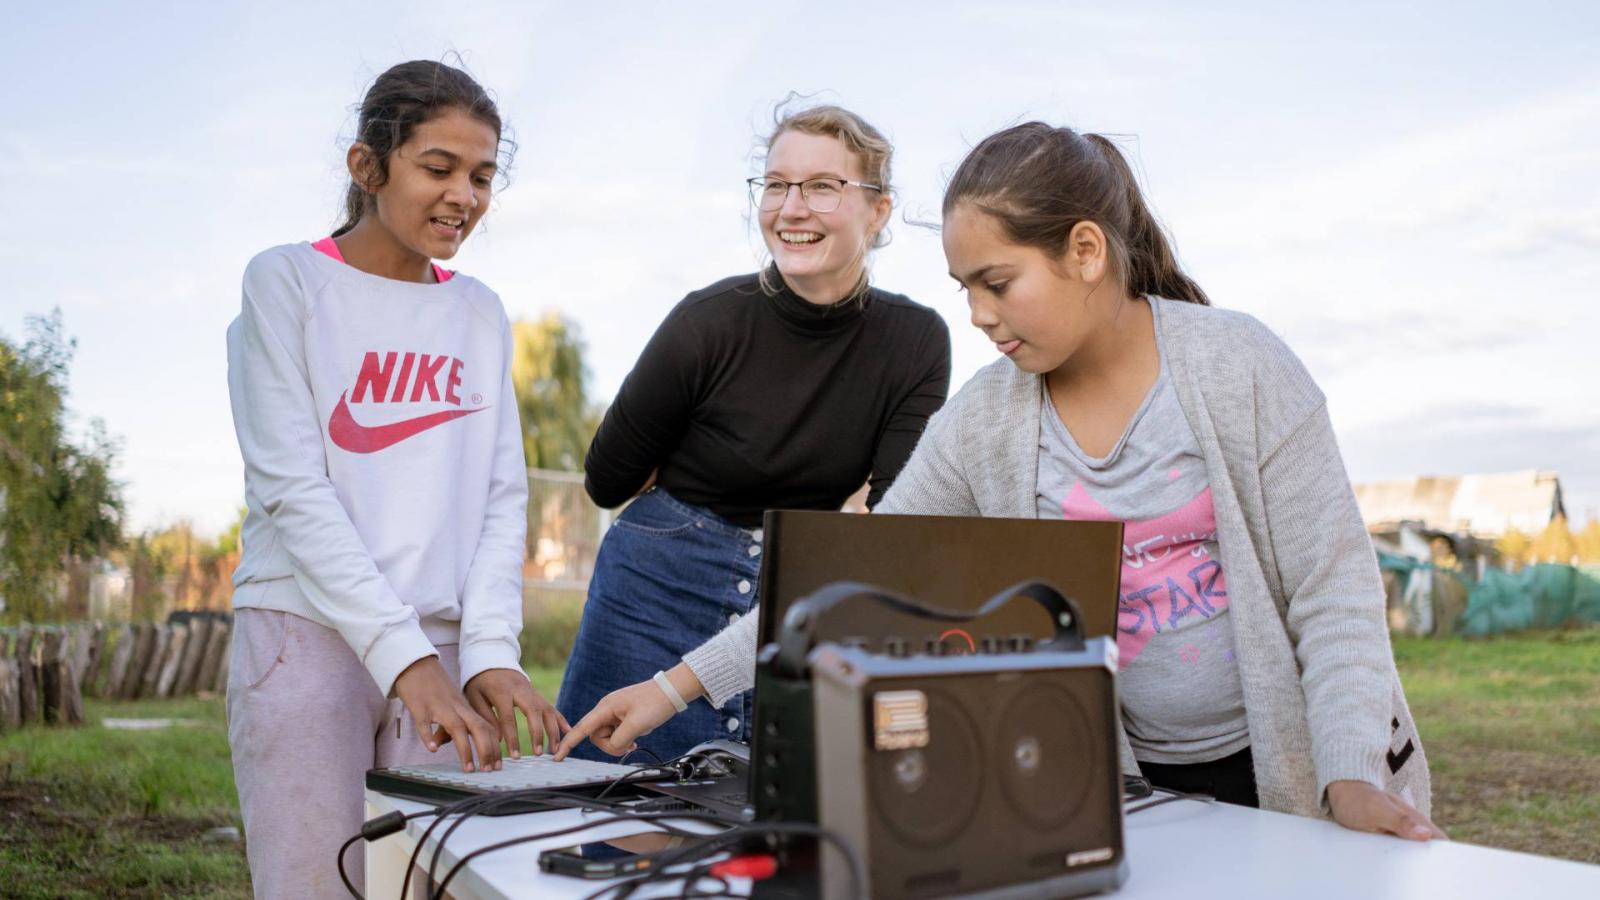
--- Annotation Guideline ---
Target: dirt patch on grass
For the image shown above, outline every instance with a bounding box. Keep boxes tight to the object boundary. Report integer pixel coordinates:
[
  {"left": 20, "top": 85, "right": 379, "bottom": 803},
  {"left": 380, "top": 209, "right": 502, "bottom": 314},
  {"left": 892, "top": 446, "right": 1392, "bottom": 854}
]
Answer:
[
  {"left": 0, "top": 777, "right": 247, "bottom": 899},
  {"left": 0, "top": 778, "right": 227, "bottom": 835},
  {"left": 1433, "top": 749, "right": 1600, "bottom": 864}
]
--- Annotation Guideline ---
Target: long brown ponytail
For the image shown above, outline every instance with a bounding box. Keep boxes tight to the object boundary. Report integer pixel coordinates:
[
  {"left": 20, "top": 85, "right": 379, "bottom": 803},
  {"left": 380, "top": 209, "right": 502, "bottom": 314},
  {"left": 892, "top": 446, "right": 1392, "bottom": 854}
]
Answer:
[{"left": 944, "top": 123, "right": 1207, "bottom": 305}]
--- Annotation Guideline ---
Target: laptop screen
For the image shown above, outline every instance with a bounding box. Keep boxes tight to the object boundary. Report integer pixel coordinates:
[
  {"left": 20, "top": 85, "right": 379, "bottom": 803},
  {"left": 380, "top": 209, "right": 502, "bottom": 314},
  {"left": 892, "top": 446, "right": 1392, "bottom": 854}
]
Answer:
[{"left": 755, "top": 510, "right": 1125, "bottom": 647}]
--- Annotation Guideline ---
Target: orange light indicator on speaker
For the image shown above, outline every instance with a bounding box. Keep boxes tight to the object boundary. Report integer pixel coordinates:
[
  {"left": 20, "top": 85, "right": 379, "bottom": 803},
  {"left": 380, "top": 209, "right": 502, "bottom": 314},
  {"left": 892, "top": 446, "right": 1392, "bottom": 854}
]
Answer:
[{"left": 938, "top": 628, "right": 977, "bottom": 654}]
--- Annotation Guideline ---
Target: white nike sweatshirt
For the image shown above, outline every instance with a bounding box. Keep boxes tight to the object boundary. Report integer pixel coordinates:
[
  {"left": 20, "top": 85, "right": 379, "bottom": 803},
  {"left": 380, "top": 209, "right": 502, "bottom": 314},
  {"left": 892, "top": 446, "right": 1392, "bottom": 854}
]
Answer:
[{"left": 225, "top": 242, "right": 527, "bottom": 696}]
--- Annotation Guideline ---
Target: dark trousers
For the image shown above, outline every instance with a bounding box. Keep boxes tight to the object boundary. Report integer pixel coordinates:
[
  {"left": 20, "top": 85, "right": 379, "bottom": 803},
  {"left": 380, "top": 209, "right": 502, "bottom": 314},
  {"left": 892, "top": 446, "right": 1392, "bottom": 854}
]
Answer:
[{"left": 1139, "top": 746, "right": 1260, "bottom": 807}]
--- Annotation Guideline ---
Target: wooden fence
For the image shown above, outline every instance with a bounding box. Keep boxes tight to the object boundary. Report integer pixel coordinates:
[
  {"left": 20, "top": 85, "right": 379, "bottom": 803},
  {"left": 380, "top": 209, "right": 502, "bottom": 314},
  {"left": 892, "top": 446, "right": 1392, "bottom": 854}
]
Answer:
[{"left": 0, "top": 616, "right": 231, "bottom": 733}]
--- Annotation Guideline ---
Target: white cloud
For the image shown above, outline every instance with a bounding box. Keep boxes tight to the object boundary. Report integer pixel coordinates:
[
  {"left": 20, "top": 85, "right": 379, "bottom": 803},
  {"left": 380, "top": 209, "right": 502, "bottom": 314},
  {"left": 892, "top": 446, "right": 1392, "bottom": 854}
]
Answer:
[
  {"left": 3, "top": 3, "right": 1597, "bottom": 532},
  {"left": 1136, "top": 84, "right": 1600, "bottom": 521}
]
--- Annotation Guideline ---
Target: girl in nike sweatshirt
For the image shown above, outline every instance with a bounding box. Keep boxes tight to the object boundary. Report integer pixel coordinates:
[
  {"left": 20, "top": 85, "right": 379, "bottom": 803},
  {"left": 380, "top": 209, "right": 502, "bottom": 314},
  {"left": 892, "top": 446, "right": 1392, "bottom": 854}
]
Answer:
[{"left": 224, "top": 60, "right": 565, "bottom": 900}]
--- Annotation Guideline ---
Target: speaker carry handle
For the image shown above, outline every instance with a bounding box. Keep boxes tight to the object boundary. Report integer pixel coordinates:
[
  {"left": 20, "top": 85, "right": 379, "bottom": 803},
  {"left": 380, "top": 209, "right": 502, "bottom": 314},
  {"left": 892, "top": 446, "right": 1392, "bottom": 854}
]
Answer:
[{"left": 772, "top": 579, "right": 1087, "bottom": 677}]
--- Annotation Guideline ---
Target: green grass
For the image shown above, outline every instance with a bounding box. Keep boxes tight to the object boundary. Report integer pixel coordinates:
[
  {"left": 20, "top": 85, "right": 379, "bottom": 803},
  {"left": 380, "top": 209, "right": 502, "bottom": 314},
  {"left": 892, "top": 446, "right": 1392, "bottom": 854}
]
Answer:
[
  {"left": 1392, "top": 630, "right": 1600, "bottom": 755},
  {"left": 0, "top": 696, "right": 249, "bottom": 899},
  {"left": 0, "top": 668, "right": 566, "bottom": 899},
  {"left": 528, "top": 665, "right": 564, "bottom": 707},
  {"left": 5, "top": 633, "right": 1598, "bottom": 896},
  {"left": 521, "top": 597, "right": 584, "bottom": 671},
  {"left": 1392, "top": 630, "right": 1600, "bottom": 861}
]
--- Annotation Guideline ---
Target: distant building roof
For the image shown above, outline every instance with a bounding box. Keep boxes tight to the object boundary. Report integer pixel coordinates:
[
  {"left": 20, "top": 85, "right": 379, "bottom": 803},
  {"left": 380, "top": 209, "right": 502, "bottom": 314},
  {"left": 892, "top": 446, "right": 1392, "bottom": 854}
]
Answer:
[{"left": 1353, "top": 470, "right": 1565, "bottom": 537}]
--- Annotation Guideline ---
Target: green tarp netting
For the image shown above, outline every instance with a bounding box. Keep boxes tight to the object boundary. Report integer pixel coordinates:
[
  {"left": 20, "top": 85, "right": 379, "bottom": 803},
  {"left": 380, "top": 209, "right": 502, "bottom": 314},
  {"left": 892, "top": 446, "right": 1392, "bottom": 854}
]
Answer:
[
  {"left": 1459, "top": 563, "right": 1600, "bottom": 636},
  {"left": 1376, "top": 555, "right": 1600, "bottom": 637}
]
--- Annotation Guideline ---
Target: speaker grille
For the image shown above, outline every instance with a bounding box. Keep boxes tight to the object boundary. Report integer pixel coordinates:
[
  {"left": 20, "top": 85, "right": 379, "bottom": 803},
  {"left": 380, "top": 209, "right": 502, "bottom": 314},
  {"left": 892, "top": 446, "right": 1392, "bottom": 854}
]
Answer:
[
  {"left": 868, "top": 688, "right": 983, "bottom": 848},
  {"left": 995, "top": 682, "right": 1094, "bottom": 830}
]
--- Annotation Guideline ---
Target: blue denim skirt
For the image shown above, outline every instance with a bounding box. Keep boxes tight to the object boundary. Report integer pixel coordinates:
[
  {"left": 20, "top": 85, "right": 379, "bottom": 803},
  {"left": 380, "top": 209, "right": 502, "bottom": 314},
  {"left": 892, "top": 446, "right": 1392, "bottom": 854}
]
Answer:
[{"left": 557, "top": 488, "right": 761, "bottom": 762}]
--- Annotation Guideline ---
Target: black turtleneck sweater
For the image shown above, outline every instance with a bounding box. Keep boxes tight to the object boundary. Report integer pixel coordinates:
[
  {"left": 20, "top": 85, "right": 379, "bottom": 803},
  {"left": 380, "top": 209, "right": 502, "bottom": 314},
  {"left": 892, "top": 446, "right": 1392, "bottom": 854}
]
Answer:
[{"left": 584, "top": 272, "right": 952, "bottom": 527}]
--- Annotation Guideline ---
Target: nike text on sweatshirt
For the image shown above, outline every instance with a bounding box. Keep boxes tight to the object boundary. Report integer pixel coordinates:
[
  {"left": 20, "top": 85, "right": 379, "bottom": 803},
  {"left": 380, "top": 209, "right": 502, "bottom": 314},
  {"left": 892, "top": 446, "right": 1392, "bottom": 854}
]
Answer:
[{"left": 226, "top": 242, "right": 527, "bottom": 696}]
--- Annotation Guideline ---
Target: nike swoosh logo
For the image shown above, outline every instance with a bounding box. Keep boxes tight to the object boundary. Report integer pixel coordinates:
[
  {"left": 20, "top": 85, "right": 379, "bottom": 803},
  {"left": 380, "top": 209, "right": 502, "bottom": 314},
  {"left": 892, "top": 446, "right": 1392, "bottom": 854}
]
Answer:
[{"left": 328, "top": 391, "right": 489, "bottom": 453}]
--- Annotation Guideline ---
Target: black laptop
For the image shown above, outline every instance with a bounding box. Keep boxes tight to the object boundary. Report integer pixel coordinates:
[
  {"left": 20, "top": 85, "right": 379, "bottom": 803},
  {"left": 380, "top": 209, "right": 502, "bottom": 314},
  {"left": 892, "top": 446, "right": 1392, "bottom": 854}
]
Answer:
[{"left": 643, "top": 510, "right": 1125, "bottom": 818}]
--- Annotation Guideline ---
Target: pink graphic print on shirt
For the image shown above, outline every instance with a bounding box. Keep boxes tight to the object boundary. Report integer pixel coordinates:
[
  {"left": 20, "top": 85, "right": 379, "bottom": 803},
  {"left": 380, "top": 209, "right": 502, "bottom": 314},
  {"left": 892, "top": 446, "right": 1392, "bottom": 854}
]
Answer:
[{"left": 1060, "top": 481, "right": 1230, "bottom": 669}]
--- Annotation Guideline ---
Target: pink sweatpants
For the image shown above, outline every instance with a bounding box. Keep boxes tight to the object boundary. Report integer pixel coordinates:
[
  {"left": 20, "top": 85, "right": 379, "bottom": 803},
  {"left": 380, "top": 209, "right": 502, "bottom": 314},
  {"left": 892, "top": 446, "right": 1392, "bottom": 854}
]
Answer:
[{"left": 227, "top": 608, "right": 459, "bottom": 900}]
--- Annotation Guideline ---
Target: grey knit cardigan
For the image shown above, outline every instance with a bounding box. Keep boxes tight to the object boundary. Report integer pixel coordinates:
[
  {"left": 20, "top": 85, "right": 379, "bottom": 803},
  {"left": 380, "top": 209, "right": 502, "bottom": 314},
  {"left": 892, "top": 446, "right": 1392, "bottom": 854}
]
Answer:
[{"left": 684, "top": 298, "right": 1431, "bottom": 819}]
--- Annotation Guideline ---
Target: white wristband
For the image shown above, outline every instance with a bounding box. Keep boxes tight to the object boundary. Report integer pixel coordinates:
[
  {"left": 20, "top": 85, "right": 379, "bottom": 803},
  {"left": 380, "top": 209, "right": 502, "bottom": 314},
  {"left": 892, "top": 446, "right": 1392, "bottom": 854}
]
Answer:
[{"left": 653, "top": 670, "right": 689, "bottom": 713}]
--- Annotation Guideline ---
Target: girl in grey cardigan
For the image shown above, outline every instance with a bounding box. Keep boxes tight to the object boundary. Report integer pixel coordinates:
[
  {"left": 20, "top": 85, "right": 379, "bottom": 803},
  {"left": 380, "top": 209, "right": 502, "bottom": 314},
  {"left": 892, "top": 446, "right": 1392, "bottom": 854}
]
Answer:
[{"left": 558, "top": 122, "right": 1442, "bottom": 842}]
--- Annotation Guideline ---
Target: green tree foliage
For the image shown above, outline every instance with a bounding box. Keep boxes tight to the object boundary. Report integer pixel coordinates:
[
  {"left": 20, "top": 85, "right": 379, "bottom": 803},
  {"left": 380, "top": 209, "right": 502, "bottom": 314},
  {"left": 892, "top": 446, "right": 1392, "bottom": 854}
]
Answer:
[
  {"left": 0, "top": 311, "right": 125, "bottom": 620},
  {"left": 215, "top": 505, "right": 246, "bottom": 556},
  {"left": 118, "top": 517, "right": 242, "bottom": 620},
  {"left": 511, "top": 313, "right": 601, "bottom": 472},
  {"left": 122, "top": 531, "right": 171, "bottom": 622}
]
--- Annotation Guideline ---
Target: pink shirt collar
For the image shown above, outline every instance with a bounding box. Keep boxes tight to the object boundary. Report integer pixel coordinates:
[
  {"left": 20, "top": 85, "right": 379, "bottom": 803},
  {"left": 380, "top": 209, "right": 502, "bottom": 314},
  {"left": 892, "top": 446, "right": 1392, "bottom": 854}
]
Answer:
[{"left": 311, "top": 237, "right": 454, "bottom": 284}]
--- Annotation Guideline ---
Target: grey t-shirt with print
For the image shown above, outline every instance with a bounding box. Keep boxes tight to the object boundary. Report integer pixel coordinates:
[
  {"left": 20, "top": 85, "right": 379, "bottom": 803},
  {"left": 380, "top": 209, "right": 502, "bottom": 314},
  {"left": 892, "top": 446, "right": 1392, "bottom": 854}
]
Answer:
[{"left": 1036, "top": 299, "right": 1250, "bottom": 765}]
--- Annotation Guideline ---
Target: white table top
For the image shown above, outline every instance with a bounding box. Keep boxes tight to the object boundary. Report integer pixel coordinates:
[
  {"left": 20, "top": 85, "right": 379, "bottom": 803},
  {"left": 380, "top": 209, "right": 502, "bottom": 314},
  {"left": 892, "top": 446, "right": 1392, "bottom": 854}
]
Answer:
[
  {"left": 364, "top": 790, "right": 745, "bottom": 900},
  {"left": 365, "top": 788, "right": 1600, "bottom": 899}
]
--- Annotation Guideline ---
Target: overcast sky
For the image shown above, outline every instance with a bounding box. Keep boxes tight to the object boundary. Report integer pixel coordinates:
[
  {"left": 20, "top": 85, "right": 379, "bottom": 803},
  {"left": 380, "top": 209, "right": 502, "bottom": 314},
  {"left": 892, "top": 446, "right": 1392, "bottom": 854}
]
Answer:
[{"left": 2, "top": 1, "right": 1596, "bottom": 535}]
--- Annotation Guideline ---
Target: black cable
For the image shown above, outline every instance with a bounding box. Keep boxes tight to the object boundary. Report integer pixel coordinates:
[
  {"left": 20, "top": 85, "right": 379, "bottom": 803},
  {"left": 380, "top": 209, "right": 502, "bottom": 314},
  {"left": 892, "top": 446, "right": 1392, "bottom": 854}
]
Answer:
[
  {"left": 593, "top": 764, "right": 680, "bottom": 804},
  {"left": 581, "top": 843, "right": 733, "bottom": 900},
  {"left": 354, "top": 772, "right": 863, "bottom": 900},
  {"left": 402, "top": 787, "right": 627, "bottom": 900},
  {"left": 338, "top": 832, "right": 363, "bottom": 899},
  {"left": 443, "top": 810, "right": 726, "bottom": 897},
  {"left": 678, "top": 750, "right": 740, "bottom": 780},
  {"left": 337, "top": 809, "right": 439, "bottom": 899},
  {"left": 400, "top": 756, "right": 687, "bottom": 900},
  {"left": 1126, "top": 786, "right": 1215, "bottom": 815},
  {"left": 581, "top": 828, "right": 752, "bottom": 900},
  {"left": 672, "top": 863, "right": 732, "bottom": 899},
  {"left": 432, "top": 810, "right": 740, "bottom": 899},
  {"left": 404, "top": 792, "right": 518, "bottom": 900},
  {"left": 424, "top": 777, "right": 678, "bottom": 897},
  {"left": 351, "top": 750, "right": 750, "bottom": 900},
  {"left": 422, "top": 758, "right": 748, "bottom": 900},
  {"left": 417, "top": 794, "right": 523, "bottom": 898},
  {"left": 735, "top": 821, "right": 865, "bottom": 900},
  {"left": 619, "top": 745, "right": 664, "bottom": 765},
  {"left": 578, "top": 820, "right": 863, "bottom": 900},
  {"left": 423, "top": 754, "right": 710, "bottom": 896},
  {"left": 1151, "top": 784, "right": 1207, "bottom": 797},
  {"left": 676, "top": 864, "right": 713, "bottom": 899},
  {"left": 415, "top": 787, "right": 664, "bottom": 900}
]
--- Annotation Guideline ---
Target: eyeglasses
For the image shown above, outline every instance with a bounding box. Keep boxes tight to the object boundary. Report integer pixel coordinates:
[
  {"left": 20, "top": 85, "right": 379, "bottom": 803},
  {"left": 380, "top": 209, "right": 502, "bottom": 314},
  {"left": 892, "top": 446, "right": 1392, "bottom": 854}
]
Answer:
[{"left": 746, "top": 176, "right": 882, "bottom": 213}]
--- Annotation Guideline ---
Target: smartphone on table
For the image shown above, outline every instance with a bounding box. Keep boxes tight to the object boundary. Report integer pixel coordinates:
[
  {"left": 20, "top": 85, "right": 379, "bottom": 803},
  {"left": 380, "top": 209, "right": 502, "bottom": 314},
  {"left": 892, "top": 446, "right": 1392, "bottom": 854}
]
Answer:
[{"left": 538, "top": 830, "right": 716, "bottom": 880}]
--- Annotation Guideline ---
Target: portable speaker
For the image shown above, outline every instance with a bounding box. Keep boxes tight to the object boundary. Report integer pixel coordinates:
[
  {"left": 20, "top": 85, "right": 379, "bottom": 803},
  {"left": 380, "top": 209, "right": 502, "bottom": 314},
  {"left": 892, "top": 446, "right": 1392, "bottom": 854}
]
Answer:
[
  {"left": 751, "top": 581, "right": 1127, "bottom": 899},
  {"left": 809, "top": 642, "right": 1126, "bottom": 899}
]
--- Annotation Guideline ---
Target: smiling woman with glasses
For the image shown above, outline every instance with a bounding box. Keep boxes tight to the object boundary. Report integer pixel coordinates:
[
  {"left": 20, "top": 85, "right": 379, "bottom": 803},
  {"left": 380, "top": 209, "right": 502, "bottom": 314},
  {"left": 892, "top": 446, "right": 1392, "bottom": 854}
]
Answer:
[
  {"left": 554, "top": 103, "right": 951, "bottom": 763},
  {"left": 747, "top": 175, "right": 883, "bottom": 213}
]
